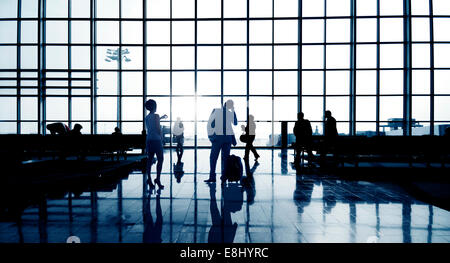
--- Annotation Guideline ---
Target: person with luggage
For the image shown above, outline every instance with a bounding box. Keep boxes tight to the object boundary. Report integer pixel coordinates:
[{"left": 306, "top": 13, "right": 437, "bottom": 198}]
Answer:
[{"left": 205, "top": 100, "right": 238, "bottom": 183}]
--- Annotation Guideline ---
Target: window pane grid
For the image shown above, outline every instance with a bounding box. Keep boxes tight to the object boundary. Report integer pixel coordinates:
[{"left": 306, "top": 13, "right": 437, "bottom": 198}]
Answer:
[{"left": 0, "top": 0, "right": 449, "bottom": 138}]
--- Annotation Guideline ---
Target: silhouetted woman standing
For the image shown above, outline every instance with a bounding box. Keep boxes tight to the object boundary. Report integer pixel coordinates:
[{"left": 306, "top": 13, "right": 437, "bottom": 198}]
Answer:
[{"left": 145, "top": 99, "right": 164, "bottom": 189}]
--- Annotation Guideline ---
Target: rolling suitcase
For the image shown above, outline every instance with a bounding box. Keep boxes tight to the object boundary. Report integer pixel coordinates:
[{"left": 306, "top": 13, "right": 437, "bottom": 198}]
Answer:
[{"left": 223, "top": 154, "right": 243, "bottom": 182}]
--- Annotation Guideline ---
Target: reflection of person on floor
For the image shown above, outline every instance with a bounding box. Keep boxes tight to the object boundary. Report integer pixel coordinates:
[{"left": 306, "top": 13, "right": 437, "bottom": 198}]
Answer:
[
  {"left": 145, "top": 99, "right": 164, "bottom": 189},
  {"left": 205, "top": 100, "right": 238, "bottom": 183},
  {"left": 208, "top": 183, "right": 240, "bottom": 243},
  {"left": 173, "top": 117, "right": 184, "bottom": 163},
  {"left": 143, "top": 194, "right": 163, "bottom": 243},
  {"left": 241, "top": 115, "right": 260, "bottom": 162},
  {"left": 293, "top": 112, "right": 314, "bottom": 164},
  {"left": 242, "top": 158, "right": 259, "bottom": 203},
  {"left": 293, "top": 173, "right": 314, "bottom": 214},
  {"left": 321, "top": 179, "right": 337, "bottom": 214}
]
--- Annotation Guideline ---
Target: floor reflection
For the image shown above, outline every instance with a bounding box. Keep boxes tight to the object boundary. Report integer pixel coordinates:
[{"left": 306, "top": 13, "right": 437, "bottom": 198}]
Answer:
[{"left": 0, "top": 149, "right": 449, "bottom": 243}]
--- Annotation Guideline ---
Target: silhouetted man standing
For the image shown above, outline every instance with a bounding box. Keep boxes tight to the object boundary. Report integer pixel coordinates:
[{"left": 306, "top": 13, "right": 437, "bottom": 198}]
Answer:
[
  {"left": 205, "top": 100, "right": 237, "bottom": 183},
  {"left": 322, "top": 110, "right": 338, "bottom": 161},
  {"left": 293, "top": 112, "right": 314, "bottom": 164},
  {"left": 324, "top": 110, "right": 338, "bottom": 138}
]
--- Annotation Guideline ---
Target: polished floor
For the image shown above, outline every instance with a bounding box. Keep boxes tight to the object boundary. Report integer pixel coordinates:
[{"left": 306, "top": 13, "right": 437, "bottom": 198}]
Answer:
[{"left": 0, "top": 149, "right": 449, "bottom": 243}]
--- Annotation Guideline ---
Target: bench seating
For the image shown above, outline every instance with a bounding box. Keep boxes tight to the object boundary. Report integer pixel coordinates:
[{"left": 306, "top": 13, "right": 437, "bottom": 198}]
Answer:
[
  {"left": 291, "top": 135, "right": 450, "bottom": 167},
  {"left": 0, "top": 134, "right": 146, "bottom": 163}
]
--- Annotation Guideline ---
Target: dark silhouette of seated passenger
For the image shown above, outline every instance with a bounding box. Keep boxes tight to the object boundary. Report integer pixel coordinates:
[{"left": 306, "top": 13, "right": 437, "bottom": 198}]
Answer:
[
  {"left": 208, "top": 183, "right": 241, "bottom": 243},
  {"left": 112, "top": 127, "right": 122, "bottom": 136},
  {"left": 445, "top": 127, "right": 450, "bottom": 137},
  {"left": 68, "top": 124, "right": 83, "bottom": 136},
  {"left": 46, "top": 122, "right": 69, "bottom": 135},
  {"left": 293, "top": 112, "right": 314, "bottom": 165},
  {"left": 111, "top": 127, "right": 126, "bottom": 160},
  {"left": 143, "top": 193, "right": 163, "bottom": 243}
]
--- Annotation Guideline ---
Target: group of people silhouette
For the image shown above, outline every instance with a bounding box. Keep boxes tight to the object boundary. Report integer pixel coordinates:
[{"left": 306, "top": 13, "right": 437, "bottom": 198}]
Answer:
[
  {"left": 293, "top": 110, "right": 338, "bottom": 166},
  {"left": 144, "top": 99, "right": 338, "bottom": 189},
  {"left": 46, "top": 99, "right": 338, "bottom": 190}
]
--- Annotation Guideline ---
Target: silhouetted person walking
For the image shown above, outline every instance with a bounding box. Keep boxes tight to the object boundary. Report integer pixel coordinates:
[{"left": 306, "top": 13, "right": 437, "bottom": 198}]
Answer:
[
  {"left": 145, "top": 99, "right": 164, "bottom": 189},
  {"left": 294, "top": 112, "right": 314, "bottom": 165},
  {"left": 173, "top": 117, "right": 184, "bottom": 163},
  {"left": 205, "top": 100, "right": 237, "bottom": 183},
  {"left": 241, "top": 115, "right": 260, "bottom": 162}
]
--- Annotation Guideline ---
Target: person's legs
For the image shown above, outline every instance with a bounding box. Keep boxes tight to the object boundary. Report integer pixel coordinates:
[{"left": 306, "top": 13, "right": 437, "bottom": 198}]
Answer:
[
  {"left": 244, "top": 143, "right": 250, "bottom": 160},
  {"left": 221, "top": 142, "right": 231, "bottom": 176},
  {"left": 154, "top": 141, "right": 164, "bottom": 188},
  {"left": 207, "top": 141, "right": 222, "bottom": 182},
  {"left": 146, "top": 141, "right": 156, "bottom": 187},
  {"left": 305, "top": 139, "right": 314, "bottom": 162},
  {"left": 247, "top": 136, "right": 259, "bottom": 160},
  {"left": 175, "top": 143, "right": 180, "bottom": 158},
  {"left": 250, "top": 143, "right": 259, "bottom": 160},
  {"left": 176, "top": 142, "right": 181, "bottom": 161},
  {"left": 178, "top": 142, "right": 184, "bottom": 161}
]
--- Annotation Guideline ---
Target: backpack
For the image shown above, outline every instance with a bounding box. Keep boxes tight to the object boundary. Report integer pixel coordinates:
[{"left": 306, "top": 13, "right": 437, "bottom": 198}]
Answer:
[{"left": 223, "top": 154, "right": 243, "bottom": 182}]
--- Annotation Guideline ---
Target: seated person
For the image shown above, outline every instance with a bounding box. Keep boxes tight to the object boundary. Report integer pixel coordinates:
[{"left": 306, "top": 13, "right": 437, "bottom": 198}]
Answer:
[
  {"left": 68, "top": 124, "right": 83, "bottom": 136},
  {"left": 112, "top": 127, "right": 122, "bottom": 136},
  {"left": 46, "top": 122, "right": 70, "bottom": 135}
]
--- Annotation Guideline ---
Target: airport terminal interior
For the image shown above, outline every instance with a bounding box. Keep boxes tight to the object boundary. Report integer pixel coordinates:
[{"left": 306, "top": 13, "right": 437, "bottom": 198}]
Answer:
[{"left": 1, "top": 0, "right": 450, "bottom": 243}]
